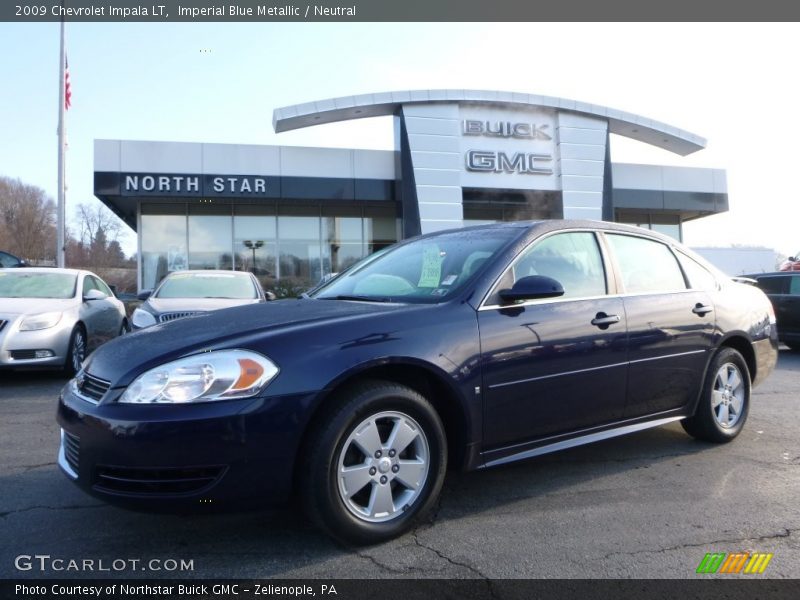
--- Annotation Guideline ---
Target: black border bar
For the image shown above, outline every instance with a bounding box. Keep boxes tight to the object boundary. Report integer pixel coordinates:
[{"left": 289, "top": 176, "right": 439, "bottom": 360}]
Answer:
[
  {"left": 4, "top": 579, "right": 800, "bottom": 600},
  {"left": 5, "top": 0, "right": 800, "bottom": 22}
]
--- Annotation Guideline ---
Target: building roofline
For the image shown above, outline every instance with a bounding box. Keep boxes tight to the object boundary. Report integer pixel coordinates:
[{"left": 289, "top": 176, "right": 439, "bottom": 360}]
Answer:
[{"left": 272, "top": 89, "right": 706, "bottom": 156}]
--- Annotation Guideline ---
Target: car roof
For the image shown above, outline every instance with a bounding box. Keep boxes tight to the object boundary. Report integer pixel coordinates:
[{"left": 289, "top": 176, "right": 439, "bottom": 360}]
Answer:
[
  {"left": 0, "top": 267, "right": 87, "bottom": 275},
  {"left": 744, "top": 271, "right": 799, "bottom": 278},
  {"left": 422, "top": 219, "right": 681, "bottom": 246},
  {"left": 164, "top": 270, "right": 254, "bottom": 277}
]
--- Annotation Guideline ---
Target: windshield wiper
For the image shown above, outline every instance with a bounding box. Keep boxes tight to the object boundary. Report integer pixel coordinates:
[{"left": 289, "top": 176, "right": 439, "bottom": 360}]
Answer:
[{"left": 321, "top": 294, "right": 392, "bottom": 303}]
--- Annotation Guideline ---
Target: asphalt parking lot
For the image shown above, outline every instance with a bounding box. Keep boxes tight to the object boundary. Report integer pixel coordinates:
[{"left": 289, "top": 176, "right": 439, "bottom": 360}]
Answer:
[{"left": 1, "top": 351, "right": 798, "bottom": 580}]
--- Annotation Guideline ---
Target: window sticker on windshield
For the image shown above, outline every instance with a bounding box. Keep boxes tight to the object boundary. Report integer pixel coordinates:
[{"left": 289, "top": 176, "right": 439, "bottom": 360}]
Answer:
[
  {"left": 418, "top": 246, "right": 444, "bottom": 288},
  {"left": 431, "top": 288, "right": 448, "bottom": 296},
  {"left": 441, "top": 274, "right": 457, "bottom": 286}
]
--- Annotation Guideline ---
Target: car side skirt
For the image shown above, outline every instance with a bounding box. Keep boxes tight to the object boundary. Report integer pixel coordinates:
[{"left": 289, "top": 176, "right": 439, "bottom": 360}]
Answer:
[{"left": 480, "top": 412, "right": 686, "bottom": 469}]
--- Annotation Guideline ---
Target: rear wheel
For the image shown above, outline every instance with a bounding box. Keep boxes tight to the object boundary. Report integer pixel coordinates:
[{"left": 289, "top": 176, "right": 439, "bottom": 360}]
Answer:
[
  {"left": 682, "top": 347, "right": 750, "bottom": 443},
  {"left": 64, "top": 326, "right": 87, "bottom": 376},
  {"left": 300, "top": 380, "right": 447, "bottom": 545}
]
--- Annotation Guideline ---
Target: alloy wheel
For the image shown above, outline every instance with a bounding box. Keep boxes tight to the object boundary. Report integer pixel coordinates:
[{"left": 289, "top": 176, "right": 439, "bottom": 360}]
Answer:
[
  {"left": 71, "top": 330, "right": 86, "bottom": 373},
  {"left": 336, "top": 411, "right": 430, "bottom": 523},
  {"left": 712, "top": 363, "right": 745, "bottom": 428}
]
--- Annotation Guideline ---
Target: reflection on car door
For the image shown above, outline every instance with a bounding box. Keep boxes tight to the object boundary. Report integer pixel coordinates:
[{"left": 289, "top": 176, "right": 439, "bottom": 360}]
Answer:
[
  {"left": 91, "top": 275, "right": 122, "bottom": 341},
  {"left": 78, "top": 275, "right": 106, "bottom": 349},
  {"left": 478, "top": 231, "right": 629, "bottom": 452},
  {"left": 604, "top": 234, "right": 716, "bottom": 418}
]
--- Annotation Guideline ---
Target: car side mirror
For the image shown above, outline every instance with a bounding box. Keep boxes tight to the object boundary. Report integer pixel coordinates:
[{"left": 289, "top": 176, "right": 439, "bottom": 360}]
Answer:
[
  {"left": 790, "top": 257, "right": 797, "bottom": 262},
  {"left": 83, "top": 289, "right": 107, "bottom": 302},
  {"left": 137, "top": 290, "right": 152, "bottom": 301},
  {"left": 499, "top": 275, "right": 565, "bottom": 304},
  {"left": 264, "top": 291, "right": 277, "bottom": 301}
]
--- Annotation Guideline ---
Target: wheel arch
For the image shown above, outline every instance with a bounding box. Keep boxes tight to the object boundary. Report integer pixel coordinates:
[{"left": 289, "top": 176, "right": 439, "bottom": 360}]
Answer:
[
  {"left": 718, "top": 332, "right": 757, "bottom": 383},
  {"left": 293, "top": 358, "right": 474, "bottom": 492}
]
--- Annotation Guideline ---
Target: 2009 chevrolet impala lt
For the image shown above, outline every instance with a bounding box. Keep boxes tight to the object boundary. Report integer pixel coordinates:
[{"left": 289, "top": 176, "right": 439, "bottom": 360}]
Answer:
[{"left": 57, "top": 220, "right": 778, "bottom": 544}]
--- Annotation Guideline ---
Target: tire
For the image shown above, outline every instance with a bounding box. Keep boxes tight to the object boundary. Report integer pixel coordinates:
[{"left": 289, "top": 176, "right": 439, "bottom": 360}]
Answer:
[
  {"left": 682, "top": 347, "right": 751, "bottom": 443},
  {"left": 64, "top": 326, "right": 87, "bottom": 376},
  {"left": 300, "top": 380, "right": 447, "bottom": 545}
]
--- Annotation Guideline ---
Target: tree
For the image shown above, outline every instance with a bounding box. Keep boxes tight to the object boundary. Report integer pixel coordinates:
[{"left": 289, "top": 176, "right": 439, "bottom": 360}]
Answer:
[
  {"left": 0, "top": 176, "right": 57, "bottom": 262},
  {"left": 71, "top": 202, "right": 127, "bottom": 269}
]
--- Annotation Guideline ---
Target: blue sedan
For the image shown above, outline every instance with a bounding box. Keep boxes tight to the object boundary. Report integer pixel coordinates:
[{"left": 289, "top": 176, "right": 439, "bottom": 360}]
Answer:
[{"left": 57, "top": 220, "right": 777, "bottom": 544}]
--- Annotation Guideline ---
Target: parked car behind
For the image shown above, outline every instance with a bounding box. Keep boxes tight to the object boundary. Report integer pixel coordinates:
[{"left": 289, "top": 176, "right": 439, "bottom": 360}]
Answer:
[
  {"left": 745, "top": 271, "right": 800, "bottom": 350},
  {"left": 131, "top": 270, "right": 267, "bottom": 330},
  {"left": 58, "top": 220, "right": 777, "bottom": 544},
  {"left": 0, "top": 268, "right": 128, "bottom": 373},
  {"left": 0, "top": 250, "right": 26, "bottom": 268},
  {"left": 779, "top": 253, "right": 800, "bottom": 271}
]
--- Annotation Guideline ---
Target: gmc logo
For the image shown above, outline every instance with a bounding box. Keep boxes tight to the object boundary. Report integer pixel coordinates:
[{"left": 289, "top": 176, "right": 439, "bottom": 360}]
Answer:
[{"left": 466, "top": 150, "right": 553, "bottom": 175}]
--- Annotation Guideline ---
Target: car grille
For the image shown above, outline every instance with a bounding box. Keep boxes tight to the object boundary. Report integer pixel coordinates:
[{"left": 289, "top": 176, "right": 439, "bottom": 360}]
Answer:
[
  {"left": 63, "top": 431, "right": 80, "bottom": 473},
  {"left": 93, "top": 465, "right": 226, "bottom": 496},
  {"left": 158, "top": 311, "right": 203, "bottom": 324},
  {"left": 77, "top": 373, "right": 111, "bottom": 403},
  {"left": 10, "top": 350, "right": 38, "bottom": 360}
]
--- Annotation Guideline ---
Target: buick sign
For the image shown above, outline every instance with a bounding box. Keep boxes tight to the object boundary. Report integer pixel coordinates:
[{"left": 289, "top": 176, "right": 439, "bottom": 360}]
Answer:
[{"left": 462, "top": 120, "right": 552, "bottom": 141}]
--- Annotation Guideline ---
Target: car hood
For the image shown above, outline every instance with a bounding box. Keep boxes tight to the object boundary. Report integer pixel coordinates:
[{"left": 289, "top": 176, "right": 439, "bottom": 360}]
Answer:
[
  {"left": 84, "top": 298, "right": 409, "bottom": 384},
  {"left": 146, "top": 297, "right": 262, "bottom": 313},
  {"left": 0, "top": 297, "right": 75, "bottom": 316}
]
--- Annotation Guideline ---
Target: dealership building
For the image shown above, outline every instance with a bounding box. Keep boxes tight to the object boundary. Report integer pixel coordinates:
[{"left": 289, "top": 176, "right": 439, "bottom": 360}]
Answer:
[{"left": 92, "top": 89, "right": 728, "bottom": 292}]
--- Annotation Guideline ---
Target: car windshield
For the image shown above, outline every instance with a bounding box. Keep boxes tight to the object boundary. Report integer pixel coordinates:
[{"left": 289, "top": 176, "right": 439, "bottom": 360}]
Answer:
[
  {"left": 154, "top": 272, "right": 257, "bottom": 299},
  {"left": 311, "top": 227, "right": 520, "bottom": 303},
  {"left": 0, "top": 272, "right": 77, "bottom": 298}
]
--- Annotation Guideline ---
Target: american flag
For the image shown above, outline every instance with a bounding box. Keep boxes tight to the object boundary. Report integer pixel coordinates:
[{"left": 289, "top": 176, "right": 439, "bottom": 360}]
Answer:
[{"left": 64, "top": 56, "right": 71, "bottom": 110}]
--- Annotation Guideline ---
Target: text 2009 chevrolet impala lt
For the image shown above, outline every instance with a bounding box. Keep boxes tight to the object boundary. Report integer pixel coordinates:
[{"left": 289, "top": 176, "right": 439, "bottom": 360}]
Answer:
[{"left": 57, "top": 221, "right": 777, "bottom": 544}]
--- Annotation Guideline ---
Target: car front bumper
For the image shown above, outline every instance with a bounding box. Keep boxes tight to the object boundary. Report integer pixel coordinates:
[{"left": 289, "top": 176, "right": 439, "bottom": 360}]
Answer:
[
  {"left": 0, "top": 315, "right": 72, "bottom": 367},
  {"left": 56, "top": 382, "right": 319, "bottom": 510}
]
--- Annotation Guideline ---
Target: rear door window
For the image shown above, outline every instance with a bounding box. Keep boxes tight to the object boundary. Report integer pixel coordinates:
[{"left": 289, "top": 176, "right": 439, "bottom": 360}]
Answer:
[
  {"left": 676, "top": 252, "right": 718, "bottom": 291},
  {"left": 756, "top": 277, "right": 789, "bottom": 295},
  {"left": 606, "top": 234, "right": 686, "bottom": 294},
  {"left": 790, "top": 276, "right": 800, "bottom": 296}
]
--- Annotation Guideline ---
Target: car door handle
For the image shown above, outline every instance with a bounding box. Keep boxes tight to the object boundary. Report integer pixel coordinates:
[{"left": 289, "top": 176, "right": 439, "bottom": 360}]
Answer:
[
  {"left": 591, "top": 312, "right": 621, "bottom": 328},
  {"left": 692, "top": 304, "right": 714, "bottom": 316}
]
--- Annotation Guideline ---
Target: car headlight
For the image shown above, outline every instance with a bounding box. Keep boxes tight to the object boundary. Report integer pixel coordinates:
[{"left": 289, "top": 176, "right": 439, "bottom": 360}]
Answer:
[
  {"left": 19, "top": 312, "right": 63, "bottom": 331},
  {"left": 119, "top": 350, "right": 279, "bottom": 404},
  {"left": 132, "top": 308, "right": 157, "bottom": 328}
]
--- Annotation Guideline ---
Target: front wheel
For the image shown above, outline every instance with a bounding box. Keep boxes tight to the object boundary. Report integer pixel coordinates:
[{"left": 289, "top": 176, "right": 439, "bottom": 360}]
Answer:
[
  {"left": 682, "top": 347, "right": 751, "bottom": 443},
  {"left": 64, "top": 326, "right": 87, "bottom": 376},
  {"left": 300, "top": 380, "right": 447, "bottom": 545}
]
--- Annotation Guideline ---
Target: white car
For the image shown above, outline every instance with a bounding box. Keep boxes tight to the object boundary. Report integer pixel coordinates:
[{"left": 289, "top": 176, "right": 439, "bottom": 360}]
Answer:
[{"left": 0, "top": 268, "right": 128, "bottom": 373}]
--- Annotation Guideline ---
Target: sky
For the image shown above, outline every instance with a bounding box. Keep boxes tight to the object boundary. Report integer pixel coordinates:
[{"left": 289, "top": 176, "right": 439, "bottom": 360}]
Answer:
[{"left": 0, "top": 22, "right": 798, "bottom": 257}]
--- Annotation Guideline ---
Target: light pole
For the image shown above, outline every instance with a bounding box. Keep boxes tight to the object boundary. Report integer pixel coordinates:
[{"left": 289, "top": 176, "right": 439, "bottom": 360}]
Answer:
[{"left": 243, "top": 240, "right": 264, "bottom": 273}]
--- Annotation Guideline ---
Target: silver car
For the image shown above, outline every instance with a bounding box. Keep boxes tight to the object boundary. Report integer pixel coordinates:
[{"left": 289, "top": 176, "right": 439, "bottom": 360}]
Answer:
[
  {"left": 131, "top": 270, "right": 267, "bottom": 330},
  {"left": 0, "top": 268, "right": 128, "bottom": 373}
]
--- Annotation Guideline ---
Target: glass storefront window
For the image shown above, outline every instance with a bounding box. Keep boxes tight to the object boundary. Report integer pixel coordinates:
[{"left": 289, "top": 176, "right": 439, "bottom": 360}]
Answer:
[
  {"left": 234, "top": 209, "right": 277, "bottom": 291},
  {"left": 188, "top": 214, "right": 233, "bottom": 271},
  {"left": 323, "top": 215, "right": 364, "bottom": 275},
  {"left": 138, "top": 202, "right": 401, "bottom": 296},
  {"left": 141, "top": 210, "right": 187, "bottom": 291},
  {"left": 278, "top": 214, "right": 322, "bottom": 292}
]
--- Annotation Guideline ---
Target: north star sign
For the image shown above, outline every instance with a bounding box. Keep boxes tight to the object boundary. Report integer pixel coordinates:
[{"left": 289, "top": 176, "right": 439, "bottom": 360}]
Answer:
[{"left": 121, "top": 173, "right": 270, "bottom": 197}]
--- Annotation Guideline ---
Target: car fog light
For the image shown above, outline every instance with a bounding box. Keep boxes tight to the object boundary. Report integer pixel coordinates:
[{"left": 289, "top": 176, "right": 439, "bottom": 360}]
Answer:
[{"left": 34, "top": 350, "right": 54, "bottom": 358}]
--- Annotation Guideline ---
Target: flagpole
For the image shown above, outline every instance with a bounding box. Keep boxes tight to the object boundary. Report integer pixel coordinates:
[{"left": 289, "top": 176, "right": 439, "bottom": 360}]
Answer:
[{"left": 56, "top": 8, "right": 66, "bottom": 268}]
